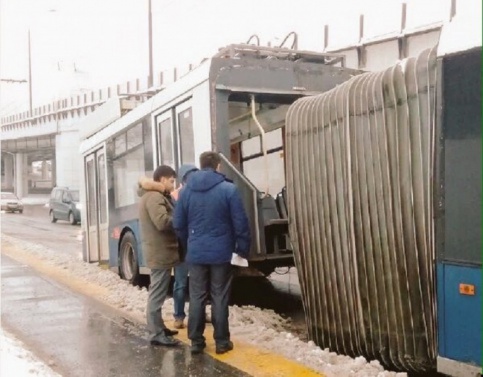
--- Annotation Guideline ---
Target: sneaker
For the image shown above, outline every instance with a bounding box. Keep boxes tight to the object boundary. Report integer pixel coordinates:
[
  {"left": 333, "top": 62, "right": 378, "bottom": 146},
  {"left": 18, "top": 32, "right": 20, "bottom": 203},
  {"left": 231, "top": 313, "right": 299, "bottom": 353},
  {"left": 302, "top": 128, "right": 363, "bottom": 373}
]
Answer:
[
  {"left": 173, "top": 319, "right": 185, "bottom": 329},
  {"left": 190, "top": 342, "right": 206, "bottom": 355},
  {"left": 164, "top": 328, "right": 179, "bottom": 336},
  {"left": 215, "top": 341, "right": 234, "bottom": 355}
]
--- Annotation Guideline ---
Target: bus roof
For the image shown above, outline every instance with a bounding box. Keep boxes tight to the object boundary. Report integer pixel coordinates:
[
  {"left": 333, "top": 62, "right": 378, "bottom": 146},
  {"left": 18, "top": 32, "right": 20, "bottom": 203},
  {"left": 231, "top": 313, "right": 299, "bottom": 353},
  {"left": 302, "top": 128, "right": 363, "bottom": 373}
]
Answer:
[{"left": 79, "top": 44, "right": 349, "bottom": 155}]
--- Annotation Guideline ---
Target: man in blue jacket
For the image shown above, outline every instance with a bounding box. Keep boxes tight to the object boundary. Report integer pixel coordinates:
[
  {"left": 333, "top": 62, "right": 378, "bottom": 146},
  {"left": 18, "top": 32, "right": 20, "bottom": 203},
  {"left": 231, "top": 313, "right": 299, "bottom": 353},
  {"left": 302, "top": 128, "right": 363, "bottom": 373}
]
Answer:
[{"left": 173, "top": 151, "right": 250, "bottom": 355}]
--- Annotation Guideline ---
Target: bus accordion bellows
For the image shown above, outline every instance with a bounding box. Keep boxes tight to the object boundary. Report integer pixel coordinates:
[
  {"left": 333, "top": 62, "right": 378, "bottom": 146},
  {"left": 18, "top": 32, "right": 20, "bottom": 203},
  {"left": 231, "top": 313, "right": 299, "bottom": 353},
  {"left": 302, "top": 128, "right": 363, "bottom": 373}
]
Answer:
[{"left": 284, "top": 11, "right": 481, "bottom": 377}]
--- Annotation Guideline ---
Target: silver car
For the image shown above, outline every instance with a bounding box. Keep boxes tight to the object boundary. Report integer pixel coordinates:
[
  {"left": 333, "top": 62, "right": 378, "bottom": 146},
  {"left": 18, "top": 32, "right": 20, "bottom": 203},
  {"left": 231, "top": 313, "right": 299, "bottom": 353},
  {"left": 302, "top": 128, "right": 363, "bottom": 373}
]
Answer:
[{"left": 1, "top": 192, "right": 23, "bottom": 213}]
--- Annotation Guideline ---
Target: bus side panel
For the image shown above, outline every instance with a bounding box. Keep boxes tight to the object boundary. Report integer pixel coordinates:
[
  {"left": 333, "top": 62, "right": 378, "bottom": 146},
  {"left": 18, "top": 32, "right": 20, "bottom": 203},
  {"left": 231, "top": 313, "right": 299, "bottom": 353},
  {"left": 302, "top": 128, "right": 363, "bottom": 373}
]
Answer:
[
  {"left": 131, "top": 220, "right": 144, "bottom": 267},
  {"left": 437, "top": 263, "right": 481, "bottom": 366},
  {"left": 436, "top": 48, "right": 482, "bottom": 376},
  {"left": 108, "top": 233, "right": 119, "bottom": 269}
]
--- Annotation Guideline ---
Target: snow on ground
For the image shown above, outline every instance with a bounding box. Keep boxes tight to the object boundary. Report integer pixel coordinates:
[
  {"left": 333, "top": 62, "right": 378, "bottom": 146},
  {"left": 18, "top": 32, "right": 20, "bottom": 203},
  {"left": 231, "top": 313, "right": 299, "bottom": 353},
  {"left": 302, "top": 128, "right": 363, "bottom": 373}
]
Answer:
[
  {"left": 1, "top": 234, "right": 406, "bottom": 377},
  {"left": 0, "top": 328, "right": 61, "bottom": 377}
]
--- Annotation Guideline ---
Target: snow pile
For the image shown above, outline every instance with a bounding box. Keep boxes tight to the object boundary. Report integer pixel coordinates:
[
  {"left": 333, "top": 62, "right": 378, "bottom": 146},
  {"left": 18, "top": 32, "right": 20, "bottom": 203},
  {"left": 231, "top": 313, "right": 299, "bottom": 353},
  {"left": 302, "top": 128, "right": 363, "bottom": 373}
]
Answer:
[
  {"left": 0, "top": 328, "right": 61, "bottom": 377},
  {"left": 1, "top": 234, "right": 406, "bottom": 377}
]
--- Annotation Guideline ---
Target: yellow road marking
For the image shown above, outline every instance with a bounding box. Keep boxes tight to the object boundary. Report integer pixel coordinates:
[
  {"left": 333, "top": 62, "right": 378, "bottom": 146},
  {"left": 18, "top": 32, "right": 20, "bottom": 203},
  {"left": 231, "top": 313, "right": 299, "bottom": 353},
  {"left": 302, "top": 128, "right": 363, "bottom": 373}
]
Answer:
[
  {"left": 170, "top": 322, "right": 322, "bottom": 376},
  {"left": 1, "top": 240, "right": 323, "bottom": 377}
]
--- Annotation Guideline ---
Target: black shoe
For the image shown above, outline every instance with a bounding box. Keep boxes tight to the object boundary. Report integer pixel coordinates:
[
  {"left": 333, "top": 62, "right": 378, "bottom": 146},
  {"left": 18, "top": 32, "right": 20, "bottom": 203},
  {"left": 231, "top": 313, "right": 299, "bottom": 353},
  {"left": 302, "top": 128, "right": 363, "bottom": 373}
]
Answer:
[
  {"left": 215, "top": 341, "right": 233, "bottom": 355},
  {"left": 164, "top": 328, "right": 179, "bottom": 336},
  {"left": 190, "top": 342, "right": 206, "bottom": 355},
  {"left": 150, "top": 336, "right": 180, "bottom": 347}
]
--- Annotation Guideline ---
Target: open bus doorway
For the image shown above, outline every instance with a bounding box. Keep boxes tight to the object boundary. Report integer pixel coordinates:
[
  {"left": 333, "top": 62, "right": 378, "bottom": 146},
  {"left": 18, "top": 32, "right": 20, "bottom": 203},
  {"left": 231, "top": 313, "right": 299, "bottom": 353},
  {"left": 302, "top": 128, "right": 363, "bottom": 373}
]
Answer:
[{"left": 225, "top": 94, "right": 298, "bottom": 275}]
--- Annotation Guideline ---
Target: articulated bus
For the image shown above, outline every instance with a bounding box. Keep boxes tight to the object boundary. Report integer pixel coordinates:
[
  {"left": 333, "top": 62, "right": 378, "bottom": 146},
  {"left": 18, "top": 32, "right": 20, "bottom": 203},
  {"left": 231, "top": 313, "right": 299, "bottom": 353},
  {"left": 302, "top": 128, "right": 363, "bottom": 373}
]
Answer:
[
  {"left": 79, "top": 15, "right": 480, "bottom": 375},
  {"left": 78, "top": 42, "right": 358, "bottom": 284}
]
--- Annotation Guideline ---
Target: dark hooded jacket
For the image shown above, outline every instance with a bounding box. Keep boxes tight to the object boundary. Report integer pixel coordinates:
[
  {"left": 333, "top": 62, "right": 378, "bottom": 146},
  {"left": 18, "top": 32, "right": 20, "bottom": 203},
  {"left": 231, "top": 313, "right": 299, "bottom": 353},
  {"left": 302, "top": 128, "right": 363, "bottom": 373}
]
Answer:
[
  {"left": 138, "top": 177, "right": 179, "bottom": 269},
  {"left": 173, "top": 168, "right": 250, "bottom": 264}
]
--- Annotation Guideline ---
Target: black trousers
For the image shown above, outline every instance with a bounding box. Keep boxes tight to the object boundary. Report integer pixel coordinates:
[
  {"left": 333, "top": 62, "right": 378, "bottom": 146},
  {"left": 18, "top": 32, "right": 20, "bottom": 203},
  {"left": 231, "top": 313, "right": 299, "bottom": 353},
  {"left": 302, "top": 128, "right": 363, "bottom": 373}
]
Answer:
[{"left": 188, "top": 263, "right": 233, "bottom": 346}]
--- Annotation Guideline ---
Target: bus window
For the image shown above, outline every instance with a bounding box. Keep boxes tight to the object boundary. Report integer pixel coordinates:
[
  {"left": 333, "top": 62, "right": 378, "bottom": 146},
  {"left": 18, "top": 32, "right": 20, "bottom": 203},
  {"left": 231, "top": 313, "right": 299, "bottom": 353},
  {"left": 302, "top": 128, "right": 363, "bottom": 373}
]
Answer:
[
  {"left": 228, "top": 96, "right": 292, "bottom": 196},
  {"left": 242, "top": 129, "right": 285, "bottom": 195},
  {"left": 113, "top": 146, "right": 144, "bottom": 208},
  {"left": 178, "top": 107, "right": 195, "bottom": 165},
  {"left": 143, "top": 119, "right": 154, "bottom": 176},
  {"left": 159, "top": 118, "right": 174, "bottom": 168}
]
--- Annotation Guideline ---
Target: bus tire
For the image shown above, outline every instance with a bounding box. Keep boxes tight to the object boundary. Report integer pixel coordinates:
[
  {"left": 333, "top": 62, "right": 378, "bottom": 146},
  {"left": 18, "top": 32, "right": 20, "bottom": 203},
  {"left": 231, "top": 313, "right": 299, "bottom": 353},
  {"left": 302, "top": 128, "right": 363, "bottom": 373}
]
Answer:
[{"left": 119, "top": 231, "right": 141, "bottom": 286}]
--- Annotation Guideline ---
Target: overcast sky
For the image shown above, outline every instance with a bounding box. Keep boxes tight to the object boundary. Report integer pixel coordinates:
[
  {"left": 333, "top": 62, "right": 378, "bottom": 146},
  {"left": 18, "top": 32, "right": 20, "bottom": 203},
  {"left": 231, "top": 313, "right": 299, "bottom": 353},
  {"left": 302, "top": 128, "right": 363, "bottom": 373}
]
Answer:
[{"left": 0, "top": 0, "right": 454, "bottom": 115}]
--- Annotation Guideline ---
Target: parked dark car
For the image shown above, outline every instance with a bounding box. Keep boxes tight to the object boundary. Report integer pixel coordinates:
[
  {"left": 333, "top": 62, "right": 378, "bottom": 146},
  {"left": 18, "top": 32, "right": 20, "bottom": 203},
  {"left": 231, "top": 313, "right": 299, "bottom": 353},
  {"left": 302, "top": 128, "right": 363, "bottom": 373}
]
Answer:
[
  {"left": 49, "top": 187, "right": 81, "bottom": 225},
  {"left": 1, "top": 192, "right": 23, "bottom": 213}
]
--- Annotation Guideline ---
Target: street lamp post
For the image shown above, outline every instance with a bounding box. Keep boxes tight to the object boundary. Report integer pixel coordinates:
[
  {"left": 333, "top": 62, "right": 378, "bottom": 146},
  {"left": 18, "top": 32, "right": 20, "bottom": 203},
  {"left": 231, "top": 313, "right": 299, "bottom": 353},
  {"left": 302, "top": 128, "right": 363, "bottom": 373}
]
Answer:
[
  {"left": 148, "top": 0, "right": 153, "bottom": 88},
  {"left": 28, "top": 29, "right": 33, "bottom": 114}
]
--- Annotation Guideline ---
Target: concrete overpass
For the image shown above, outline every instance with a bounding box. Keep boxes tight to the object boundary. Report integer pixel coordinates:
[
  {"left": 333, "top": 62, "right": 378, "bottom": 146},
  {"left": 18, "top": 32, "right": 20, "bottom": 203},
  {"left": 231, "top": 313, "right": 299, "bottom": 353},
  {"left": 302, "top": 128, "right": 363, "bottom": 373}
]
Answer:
[{"left": 0, "top": 67, "right": 188, "bottom": 198}]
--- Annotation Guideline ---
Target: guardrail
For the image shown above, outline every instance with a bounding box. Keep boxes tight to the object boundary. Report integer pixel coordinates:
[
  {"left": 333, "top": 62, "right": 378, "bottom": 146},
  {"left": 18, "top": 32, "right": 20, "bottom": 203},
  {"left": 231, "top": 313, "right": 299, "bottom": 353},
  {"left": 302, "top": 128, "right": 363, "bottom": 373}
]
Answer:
[{"left": 1, "top": 63, "right": 196, "bottom": 130}]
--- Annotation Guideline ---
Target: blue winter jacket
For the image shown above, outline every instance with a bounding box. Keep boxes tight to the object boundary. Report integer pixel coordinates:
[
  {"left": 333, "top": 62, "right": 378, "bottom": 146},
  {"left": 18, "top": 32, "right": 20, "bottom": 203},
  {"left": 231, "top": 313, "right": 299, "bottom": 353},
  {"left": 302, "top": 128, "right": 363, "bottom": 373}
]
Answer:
[{"left": 173, "top": 168, "right": 251, "bottom": 264}]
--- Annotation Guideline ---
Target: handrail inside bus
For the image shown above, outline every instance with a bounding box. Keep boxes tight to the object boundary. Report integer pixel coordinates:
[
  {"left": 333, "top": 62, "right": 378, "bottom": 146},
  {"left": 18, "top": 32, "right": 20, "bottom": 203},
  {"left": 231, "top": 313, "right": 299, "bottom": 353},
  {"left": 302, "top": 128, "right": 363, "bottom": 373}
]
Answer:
[
  {"left": 250, "top": 95, "right": 270, "bottom": 196},
  {"left": 218, "top": 153, "right": 261, "bottom": 255}
]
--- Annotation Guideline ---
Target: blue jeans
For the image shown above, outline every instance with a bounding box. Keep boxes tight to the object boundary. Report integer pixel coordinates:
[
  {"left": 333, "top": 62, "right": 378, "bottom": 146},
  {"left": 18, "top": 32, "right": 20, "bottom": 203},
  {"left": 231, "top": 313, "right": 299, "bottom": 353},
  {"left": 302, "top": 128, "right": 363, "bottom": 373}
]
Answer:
[
  {"left": 188, "top": 263, "right": 233, "bottom": 346},
  {"left": 147, "top": 268, "right": 171, "bottom": 341},
  {"left": 173, "top": 262, "right": 189, "bottom": 320}
]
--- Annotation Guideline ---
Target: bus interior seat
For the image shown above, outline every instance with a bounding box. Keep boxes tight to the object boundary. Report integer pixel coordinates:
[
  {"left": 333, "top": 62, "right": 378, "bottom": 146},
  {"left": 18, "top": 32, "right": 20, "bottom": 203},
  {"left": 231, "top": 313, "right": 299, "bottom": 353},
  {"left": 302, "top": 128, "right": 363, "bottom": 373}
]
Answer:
[
  {"left": 276, "top": 189, "right": 288, "bottom": 219},
  {"left": 261, "top": 195, "right": 283, "bottom": 225},
  {"left": 261, "top": 195, "right": 289, "bottom": 254}
]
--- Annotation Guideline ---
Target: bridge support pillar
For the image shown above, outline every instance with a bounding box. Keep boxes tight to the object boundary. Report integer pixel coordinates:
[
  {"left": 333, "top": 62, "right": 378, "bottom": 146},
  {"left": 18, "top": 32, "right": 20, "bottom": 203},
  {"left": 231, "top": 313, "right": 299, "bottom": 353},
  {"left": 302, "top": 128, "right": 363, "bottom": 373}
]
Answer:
[
  {"left": 14, "top": 153, "right": 29, "bottom": 198},
  {"left": 4, "top": 154, "right": 14, "bottom": 189},
  {"left": 41, "top": 160, "right": 49, "bottom": 179}
]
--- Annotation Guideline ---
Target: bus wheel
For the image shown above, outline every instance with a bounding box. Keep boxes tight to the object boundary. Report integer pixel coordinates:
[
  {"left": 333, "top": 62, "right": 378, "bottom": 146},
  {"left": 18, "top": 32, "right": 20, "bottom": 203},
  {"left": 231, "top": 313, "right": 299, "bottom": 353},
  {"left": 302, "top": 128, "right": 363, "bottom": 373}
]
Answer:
[{"left": 119, "top": 231, "right": 141, "bottom": 286}]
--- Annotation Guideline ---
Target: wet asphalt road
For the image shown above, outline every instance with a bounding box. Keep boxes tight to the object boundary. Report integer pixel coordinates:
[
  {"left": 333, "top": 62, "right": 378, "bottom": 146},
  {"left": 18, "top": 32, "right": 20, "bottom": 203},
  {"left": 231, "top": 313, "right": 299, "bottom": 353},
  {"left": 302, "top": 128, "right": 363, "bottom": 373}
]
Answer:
[
  {"left": 0, "top": 204, "right": 81, "bottom": 254},
  {"left": 1, "top": 205, "right": 307, "bottom": 375},
  {"left": 1, "top": 254, "right": 249, "bottom": 377}
]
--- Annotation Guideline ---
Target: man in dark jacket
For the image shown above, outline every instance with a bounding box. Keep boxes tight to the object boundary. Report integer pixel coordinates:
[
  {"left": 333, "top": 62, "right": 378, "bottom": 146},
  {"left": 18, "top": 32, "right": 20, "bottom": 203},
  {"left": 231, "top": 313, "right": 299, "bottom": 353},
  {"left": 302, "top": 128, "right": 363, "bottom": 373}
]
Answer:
[
  {"left": 173, "top": 151, "right": 250, "bottom": 355},
  {"left": 138, "top": 165, "right": 180, "bottom": 347}
]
